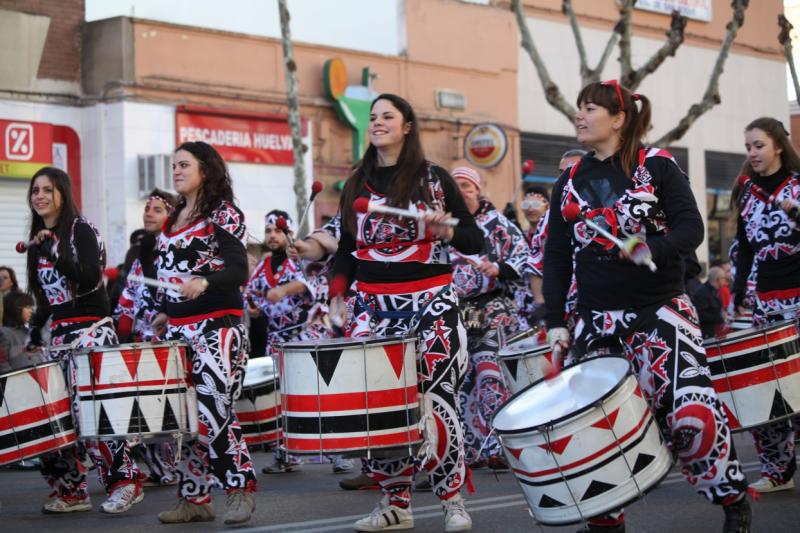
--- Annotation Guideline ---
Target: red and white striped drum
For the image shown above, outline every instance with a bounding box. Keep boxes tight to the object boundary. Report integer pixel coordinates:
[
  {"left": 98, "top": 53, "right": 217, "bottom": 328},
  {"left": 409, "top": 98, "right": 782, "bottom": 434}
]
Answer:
[
  {"left": 704, "top": 320, "right": 800, "bottom": 431},
  {"left": 235, "top": 356, "right": 281, "bottom": 446},
  {"left": 497, "top": 334, "right": 553, "bottom": 395},
  {"left": 279, "top": 336, "right": 421, "bottom": 456},
  {"left": 73, "top": 342, "right": 198, "bottom": 440},
  {"left": 493, "top": 357, "right": 672, "bottom": 525},
  {"left": 0, "top": 362, "right": 76, "bottom": 466}
]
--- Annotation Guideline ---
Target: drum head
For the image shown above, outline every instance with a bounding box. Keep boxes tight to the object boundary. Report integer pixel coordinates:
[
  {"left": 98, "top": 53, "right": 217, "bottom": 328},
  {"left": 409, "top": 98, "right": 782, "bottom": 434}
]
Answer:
[
  {"left": 494, "top": 356, "right": 631, "bottom": 433},
  {"left": 282, "top": 335, "right": 414, "bottom": 352},
  {"left": 242, "top": 356, "right": 276, "bottom": 388},
  {"left": 497, "top": 336, "right": 548, "bottom": 360},
  {"left": 704, "top": 319, "right": 798, "bottom": 347}
]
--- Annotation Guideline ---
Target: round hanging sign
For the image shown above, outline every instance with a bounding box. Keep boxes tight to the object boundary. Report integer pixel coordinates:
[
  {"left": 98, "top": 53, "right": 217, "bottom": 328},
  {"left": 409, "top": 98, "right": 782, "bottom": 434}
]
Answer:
[{"left": 464, "top": 123, "right": 507, "bottom": 169}]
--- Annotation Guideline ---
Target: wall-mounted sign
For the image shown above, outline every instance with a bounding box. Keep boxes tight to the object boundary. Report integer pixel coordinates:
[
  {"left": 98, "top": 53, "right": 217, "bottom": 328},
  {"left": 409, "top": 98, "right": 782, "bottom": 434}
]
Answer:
[
  {"left": 0, "top": 119, "right": 52, "bottom": 179},
  {"left": 324, "top": 57, "right": 377, "bottom": 160},
  {"left": 635, "top": 0, "right": 712, "bottom": 22},
  {"left": 176, "top": 109, "right": 295, "bottom": 165},
  {"left": 436, "top": 89, "right": 467, "bottom": 111},
  {"left": 464, "top": 123, "right": 507, "bottom": 169}
]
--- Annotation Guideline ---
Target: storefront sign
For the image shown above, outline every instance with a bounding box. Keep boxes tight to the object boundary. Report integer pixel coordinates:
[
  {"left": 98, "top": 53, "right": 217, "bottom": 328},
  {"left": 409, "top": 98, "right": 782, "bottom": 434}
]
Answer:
[
  {"left": 176, "top": 111, "right": 294, "bottom": 165},
  {"left": 324, "top": 57, "right": 377, "bottom": 160},
  {"left": 0, "top": 119, "right": 53, "bottom": 179},
  {"left": 464, "top": 123, "right": 507, "bottom": 169},
  {"left": 635, "top": 0, "right": 712, "bottom": 22}
]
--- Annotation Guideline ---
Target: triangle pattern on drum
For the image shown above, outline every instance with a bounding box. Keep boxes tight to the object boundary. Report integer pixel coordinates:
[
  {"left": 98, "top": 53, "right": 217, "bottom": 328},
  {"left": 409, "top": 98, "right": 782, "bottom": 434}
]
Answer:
[
  {"left": 506, "top": 446, "right": 524, "bottom": 460},
  {"left": 122, "top": 348, "right": 143, "bottom": 379},
  {"left": 311, "top": 349, "right": 342, "bottom": 387},
  {"left": 162, "top": 397, "right": 180, "bottom": 431},
  {"left": 91, "top": 352, "right": 103, "bottom": 383},
  {"left": 28, "top": 365, "right": 50, "bottom": 394},
  {"left": 97, "top": 404, "right": 114, "bottom": 435},
  {"left": 504, "top": 358, "right": 519, "bottom": 380},
  {"left": 383, "top": 344, "right": 405, "bottom": 380},
  {"left": 139, "top": 394, "right": 166, "bottom": 433},
  {"left": 591, "top": 408, "right": 620, "bottom": 431},
  {"left": 153, "top": 346, "right": 171, "bottom": 377},
  {"left": 538, "top": 435, "right": 572, "bottom": 455},
  {"left": 128, "top": 399, "right": 151, "bottom": 435},
  {"left": 632, "top": 453, "right": 655, "bottom": 475},
  {"left": 770, "top": 389, "right": 794, "bottom": 420},
  {"left": 0, "top": 376, "right": 7, "bottom": 408},
  {"left": 538, "top": 494, "right": 566, "bottom": 508},
  {"left": 581, "top": 480, "right": 617, "bottom": 501},
  {"left": 721, "top": 402, "right": 741, "bottom": 430}
]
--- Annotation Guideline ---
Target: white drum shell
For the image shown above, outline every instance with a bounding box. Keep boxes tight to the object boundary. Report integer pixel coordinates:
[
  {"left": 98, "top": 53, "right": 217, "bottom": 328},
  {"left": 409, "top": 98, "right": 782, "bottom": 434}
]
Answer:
[
  {"left": 235, "top": 356, "right": 281, "bottom": 445},
  {"left": 497, "top": 338, "right": 551, "bottom": 395}
]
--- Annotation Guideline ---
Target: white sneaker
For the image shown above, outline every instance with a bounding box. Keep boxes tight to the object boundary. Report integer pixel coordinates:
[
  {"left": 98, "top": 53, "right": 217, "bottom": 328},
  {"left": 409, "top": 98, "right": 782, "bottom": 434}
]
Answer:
[
  {"left": 749, "top": 476, "right": 795, "bottom": 493},
  {"left": 443, "top": 493, "right": 472, "bottom": 532},
  {"left": 333, "top": 456, "right": 355, "bottom": 473},
  {"left": 42, "top": 495, "right": 92, "bottom": 514},
  {"left": 100, "top": 483, "right": 144, "bottom": 514},
  {"left": 354, "top": 496, "right": 414, "bottom": 532}
]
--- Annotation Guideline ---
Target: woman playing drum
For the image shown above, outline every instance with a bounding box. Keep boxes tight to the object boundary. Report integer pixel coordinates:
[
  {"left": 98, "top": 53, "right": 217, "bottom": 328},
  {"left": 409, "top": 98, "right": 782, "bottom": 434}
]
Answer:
[
  {"left": 330, "top": 93, "right": 483, "bottom": 532},
  {"left": 26, "top": 167, "right": 143, "bottom": 514},
  {"left": 152, "top": 141, "right": 257, "bottom": 525},
  {"left": 732, "top": 117, "right": 800, "bottom": 494},
  {"left": 542, "top": 81, "right": 750, "bottom": 533}
]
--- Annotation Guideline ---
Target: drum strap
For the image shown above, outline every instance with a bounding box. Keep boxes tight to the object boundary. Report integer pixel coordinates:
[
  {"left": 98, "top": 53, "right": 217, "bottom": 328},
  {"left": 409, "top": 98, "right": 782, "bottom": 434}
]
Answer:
[{"left": 356, "top": 284, "right": 450, "bottom": 324}]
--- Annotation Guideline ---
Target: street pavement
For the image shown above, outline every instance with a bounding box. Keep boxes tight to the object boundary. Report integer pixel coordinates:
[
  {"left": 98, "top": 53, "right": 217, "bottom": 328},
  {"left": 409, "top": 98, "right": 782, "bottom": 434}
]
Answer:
[{"left": 0, "top": 434, "right": 797, "bottom": 532}]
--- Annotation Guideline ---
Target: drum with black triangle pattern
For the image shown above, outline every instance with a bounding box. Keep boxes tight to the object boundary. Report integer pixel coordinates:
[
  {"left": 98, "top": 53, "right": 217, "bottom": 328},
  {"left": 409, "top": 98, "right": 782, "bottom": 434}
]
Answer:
[
  {"left": 704, "top": 319, "right": 800, "bottom": 431},
  {"left": 236, "top": 356, "right": 281, "bottom": 446},
  {"left": 73, "top": 342, "right": 198, "bottom": 440},
  {"left": 0, "top": 361, "right": 76, "bottom": 466},
  {"left": 497, "top": 334, "right": 553, "bottom": 395},
  {"left": 493, "top": 357, "right": 672, "bottom": 525},
  {"left": 279, "top": 336, "right": 421, "bottom": 455}
]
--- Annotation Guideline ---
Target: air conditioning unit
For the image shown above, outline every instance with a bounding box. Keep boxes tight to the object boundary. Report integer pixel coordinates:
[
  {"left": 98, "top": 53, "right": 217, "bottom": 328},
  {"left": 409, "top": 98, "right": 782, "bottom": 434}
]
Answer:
[{"left": 137, "top": 154, "right": 173, "bottom": 198}]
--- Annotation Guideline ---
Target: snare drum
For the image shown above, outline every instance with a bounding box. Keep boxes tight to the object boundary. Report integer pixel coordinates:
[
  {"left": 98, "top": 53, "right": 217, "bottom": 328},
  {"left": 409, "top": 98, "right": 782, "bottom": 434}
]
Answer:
[
  {"left": 73, "top": 342, "right": 198, "bottom": 440},
  {"left": 704, "top": 320, "right": 800, "bottom": 431},
  {"left": 280, "top": 336, "right": 421, "bottom": 455},
  {"left": 497, "top": 335, "right": 552, "bottom": 395},
  {"left": 493, "top": 357, "right": 672, "bottom": 525},
  {"left": 235, "top": 356, "right": 281, "bottom": 446},
  {"left": 0, "top": 362, "right": 77, "bottom": 466}
]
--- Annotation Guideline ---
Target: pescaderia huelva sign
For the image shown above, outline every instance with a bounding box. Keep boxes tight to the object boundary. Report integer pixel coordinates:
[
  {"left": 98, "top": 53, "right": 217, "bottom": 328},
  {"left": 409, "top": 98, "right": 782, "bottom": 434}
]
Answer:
[{"left": 175, "top": 106, "right": 306, "bottom": 166}]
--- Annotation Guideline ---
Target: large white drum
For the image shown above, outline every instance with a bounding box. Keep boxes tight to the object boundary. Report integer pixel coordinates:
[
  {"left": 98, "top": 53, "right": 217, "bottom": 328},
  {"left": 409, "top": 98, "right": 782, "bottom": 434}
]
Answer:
[
  {"left": 235, "top": 356, "right": 281, "bottom": 446},
  {"left": 73, "top": 342, "right": 198, "bottom": 440},
  {"left": 493, "top": 357, "right": 672, "bottom": 525}
]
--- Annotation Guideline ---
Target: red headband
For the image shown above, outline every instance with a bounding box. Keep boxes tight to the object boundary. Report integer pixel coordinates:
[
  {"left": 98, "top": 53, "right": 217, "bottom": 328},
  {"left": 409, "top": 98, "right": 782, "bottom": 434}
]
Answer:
[{"left": 599, "top": 80, "right": 640, "bottom": 111}]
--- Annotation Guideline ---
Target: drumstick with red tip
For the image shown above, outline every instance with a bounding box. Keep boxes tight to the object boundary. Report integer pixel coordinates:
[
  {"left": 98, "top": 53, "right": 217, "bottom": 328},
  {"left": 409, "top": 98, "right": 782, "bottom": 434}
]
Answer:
[
  {"left": 16, "top": 230, "right": 54, "bottom": 253},
  {"left": 276, "top": 216, "right": 295, "bottom": 247},
  {"left": 125, "top": 272, "right": 181, "bottom": 292},
  {"left": 353, "top": 197, "right": 459, "bottom": 227},
  {"left": 296, "top": 180, "right": 324, "bottom": 235},
  {"left": 562, "top": 202, "right": 657, "bottom": 272},
  {"left": 738, "top": 175, "right": 800, "bottom": 219}
]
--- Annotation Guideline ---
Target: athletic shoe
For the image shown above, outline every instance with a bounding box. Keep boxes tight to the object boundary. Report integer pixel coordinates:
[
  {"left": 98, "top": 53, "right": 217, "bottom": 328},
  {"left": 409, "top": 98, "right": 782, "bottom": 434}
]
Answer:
[
  {"left": 576, "top": 524, "right": 625, "bottom": 532},
  {"left": 339, "top": 472, "right": 379, "bottom": 490},
  {"left": 100, "top": 483, "right": 144, "bottom": 514},
  {"left": 487, "top": 455, "right": 509, "bottom": 471},
  {"left": 414, "top": 476, "right": 432, "bottom": 492},
  {"left": 262, "top": 459, "right": 300, "bottom": 474},
  {"left": 332, "top": 456, "right": 355, "bottom": 473},
  {"left": 749, "top": 476, "right": 794, "bottom": 493},
  {"left": 443, "top": 493, "right": 472, "bottom": 532},
  {"left": 354, "top": 496, "right": 414, "bottom": 531},
  {"left": 158, "top": 498, "right": 215, "bottom": 523},
  {"left": 723, "top": 496, "right": 751, "bottom": 533},
  {"left": 223, "top": 489, "right": 255, "bottom": 525},
  {"left": 42, "top": 495, "right": 92, "bottom": 514}
]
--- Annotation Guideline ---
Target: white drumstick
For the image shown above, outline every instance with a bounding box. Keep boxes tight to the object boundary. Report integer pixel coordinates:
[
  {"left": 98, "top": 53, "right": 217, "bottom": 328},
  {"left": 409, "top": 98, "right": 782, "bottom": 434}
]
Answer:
[
  {"left": 128, "top": 273, "right": 181, "bottom": 292},
  {"left": 353, "top": 197, "right": 459, "bottom": 227}
]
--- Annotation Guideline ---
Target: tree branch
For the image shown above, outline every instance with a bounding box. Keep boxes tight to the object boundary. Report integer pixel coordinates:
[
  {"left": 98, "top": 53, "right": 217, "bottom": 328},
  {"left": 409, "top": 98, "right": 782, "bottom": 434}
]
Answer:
[
  {"left": 624, "top": 10, "right": 687, "bottom": 90},
  {"left": 617, "top": 0, "right": 635, "bottom": 82},
  {"left": 654, "top": 0, "right": 749, "bottom": 146},
  {"left": 511, "top": 0, "right": 576, "bottom": 121},
  {"left": 779, "top": 14, "right": 800, "bottom": 106},
  {"left": 588, "top": 29, "right": 621, "bottom": 83},
  {"left": 562, "top": 0, "right": 590, "bottom": 83}
]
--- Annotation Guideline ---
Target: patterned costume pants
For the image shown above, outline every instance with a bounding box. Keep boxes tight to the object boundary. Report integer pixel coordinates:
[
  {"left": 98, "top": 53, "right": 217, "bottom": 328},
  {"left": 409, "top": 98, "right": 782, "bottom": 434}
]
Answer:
[
  {"left": 167, "top": 315, "right": 256, "bottom": 500},
  {"left": 41, "top": 318, "right": 142, "bottom": 496},
  {"left": 349, "top": 280, "right": 468, "bottom": 506},
  {"left": 458, "top": 295, "right": 517, "bottom": 463},
  {"left": 750, "top": 291, "right": 800, "bottom": 482},
  {"left": 574, "top": 295, "right": 747, "bottom": 506},
  {"left": 134, "top": 442, "right": 177, "bottom": 484}
]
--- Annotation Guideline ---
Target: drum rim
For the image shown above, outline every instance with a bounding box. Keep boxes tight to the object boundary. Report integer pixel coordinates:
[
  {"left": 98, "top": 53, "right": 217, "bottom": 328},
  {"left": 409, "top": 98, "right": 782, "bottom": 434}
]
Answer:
[
  {"left": 281, "top": 334, "right": 416, "bottom": 351},
  {"left": 69, "top": 340, "right": 189, "bottom": 355},
  {"left": 497, "top": 343, "right": 549, "bottom": 360},
  {"left": 493, "top": 355, "right": 633, "bottom": 435},
  {"left": 79, "top": 430, "right": 198, "bottom": 440},
  {"left": 704, "top": 319, "right": 797, "bottom": 347},
  {"left": 0, "top": 360, "right": 63, "bottom": 379}
]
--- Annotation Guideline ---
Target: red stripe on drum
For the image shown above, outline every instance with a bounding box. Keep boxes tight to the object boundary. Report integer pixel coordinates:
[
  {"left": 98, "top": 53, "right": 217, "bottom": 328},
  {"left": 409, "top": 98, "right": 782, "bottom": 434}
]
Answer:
[
  {"left": 243, "top": 432, "right": 281, "bottom": 445},
  {"left": 77, "top": 378, "right": 186, "bottom": 392},
  {"left": 711, "top": 356, "right": 800, "bottom": 393},
  {"left": 512, "top": 408, "right": 650, "bottom": 479},
  {"left": 237, "top": 406, "right": 280, "bottom": 423},
  {"left": 0, "top": 432, "right": 76, "bottom": 464},
  {"left": 706, "top": 326, "right": 798, "bottom": 359},
  {"left": 283, "top": 428, "right": 421, "bottom": 451},
  {"left": 0, "top": 397, "right": 71, "bottom": 432},
  {"left": 283, "top": 385, "right": 419, "bottom": 413}
]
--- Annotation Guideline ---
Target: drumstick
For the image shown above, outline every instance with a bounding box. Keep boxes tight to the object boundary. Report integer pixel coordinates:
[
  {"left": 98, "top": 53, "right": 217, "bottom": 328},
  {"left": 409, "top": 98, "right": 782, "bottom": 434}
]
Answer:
[
  {"left": 353, "top": 197, "right": 459, "bottom": 227},
  {"left": 275, "top": 217, "right": 295, "bottom": 247},
  {"left": 737, "top": 175, "right": 800, "bottom": 218},
  {"left": 127, "top": 273, "right": 181, "bottom": 292},
  {"left": 296, "top": 181, "right": 323, "bottom": 236},
  {"left": 562, "top": 202, "right": 657, "bottom": 272},
  {"left": 16, "top": 230, "right": 54, "bottom": 253}
]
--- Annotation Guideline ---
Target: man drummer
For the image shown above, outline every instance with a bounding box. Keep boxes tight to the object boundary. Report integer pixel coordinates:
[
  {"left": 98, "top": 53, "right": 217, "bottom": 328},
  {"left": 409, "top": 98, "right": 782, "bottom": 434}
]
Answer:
[
  {"left": 114, "top": 188, "right": 179, "bottom": 486},
  {"left": 449, "top": 166, "right": 532, "bottom": 470},
  {"left": 246, "top": 210, "right": 352, "bottom": 474}
]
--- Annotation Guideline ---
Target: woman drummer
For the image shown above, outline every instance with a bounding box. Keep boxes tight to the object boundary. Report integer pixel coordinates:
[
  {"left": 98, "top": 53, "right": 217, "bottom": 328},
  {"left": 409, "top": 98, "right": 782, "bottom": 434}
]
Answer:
[
  {"left": 26, "top": 166, "right": 143, "bottom": 514},
  {"left": 152, "top": 141, "right": 256, "bottom": 526},
  {"left": 330, "top": 93, "right": 482, "bottom": 532},
  {"left": 542, "top": 81, "right": 750, "bottom": 533},
  {"left": 732, "top": 117, "right": 800, "bottom": 494}
]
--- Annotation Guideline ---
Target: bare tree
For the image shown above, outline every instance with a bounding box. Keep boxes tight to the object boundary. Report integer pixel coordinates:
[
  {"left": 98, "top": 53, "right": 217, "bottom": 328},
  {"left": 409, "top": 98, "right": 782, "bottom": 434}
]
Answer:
[
  {"left": 278, "top": 0, "right": 309, "bottom": 235},
  {"left": 779, "top": 14, "right": 800, "bottom": 106},
  {"left": 511, "top": 0, "right": 750, "bottom": 146}
]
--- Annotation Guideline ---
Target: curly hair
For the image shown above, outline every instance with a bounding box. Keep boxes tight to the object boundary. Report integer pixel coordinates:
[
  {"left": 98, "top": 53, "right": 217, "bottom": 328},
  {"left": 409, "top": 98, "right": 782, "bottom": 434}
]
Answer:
[{"left": 168, "top": 141, "right": 235, "bottom": 230}]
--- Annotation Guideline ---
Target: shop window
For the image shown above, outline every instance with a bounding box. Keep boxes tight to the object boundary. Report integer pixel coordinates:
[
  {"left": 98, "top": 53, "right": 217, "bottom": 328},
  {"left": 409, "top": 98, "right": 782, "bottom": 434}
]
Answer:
[{"left": 705, "top": 151, "right": 745, "bottom": 263}]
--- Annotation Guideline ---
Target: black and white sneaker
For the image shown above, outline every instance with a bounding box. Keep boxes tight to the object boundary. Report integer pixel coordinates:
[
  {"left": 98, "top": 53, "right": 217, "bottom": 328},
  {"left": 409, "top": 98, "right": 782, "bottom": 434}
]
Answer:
[{"left": 354, "top": 496, "right": 414, "bottom": 532}]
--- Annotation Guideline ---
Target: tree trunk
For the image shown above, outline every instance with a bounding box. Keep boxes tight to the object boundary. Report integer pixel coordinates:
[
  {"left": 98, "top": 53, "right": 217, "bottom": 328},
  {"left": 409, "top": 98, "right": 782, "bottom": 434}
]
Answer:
[{"left": 278, "top": 0, "right": 309, "bottom": 235}]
